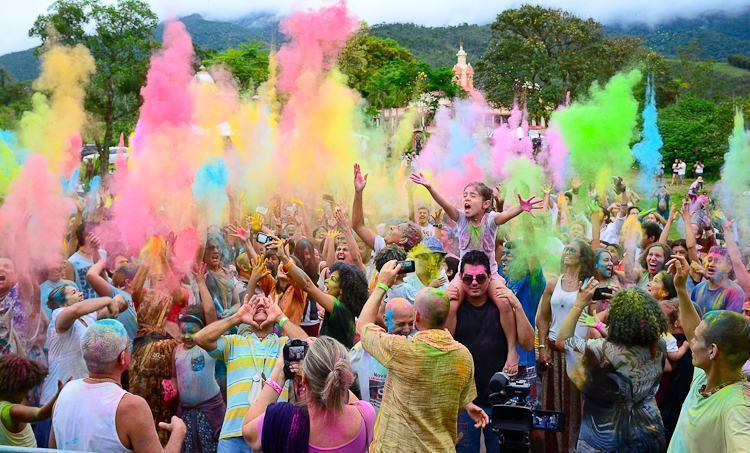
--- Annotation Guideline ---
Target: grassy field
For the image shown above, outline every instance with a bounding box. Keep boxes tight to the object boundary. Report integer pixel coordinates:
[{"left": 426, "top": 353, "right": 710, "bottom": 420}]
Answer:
[{"left": 711, "top": 61, "right": 750, "bottom": 78}]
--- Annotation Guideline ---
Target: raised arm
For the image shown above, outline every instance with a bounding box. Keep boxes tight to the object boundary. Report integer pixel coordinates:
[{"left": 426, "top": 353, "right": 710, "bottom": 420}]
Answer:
[
  {"left": 193, "top": 264, "right": 218, "bottom": 325},
  {"left": 334, "top": 208, "right": 365, "bottom": 272},
  {"left": 86, "top": 259, "right": 114, "bottom": 297},
  {"left": 55, "top": 296, "right": 118, "bottom": 334},
  {"left": 669, "top": 255, "right": 701, "bottom": 343},
  {"left": 351, "top": 163, "right": 377, "bottom": 249},
  {"left": 494, "top": 194, "right": 543, "bottom": 226},
  {"left": 276, "top": 240, "right": 336, "bottom": 314},
  {"left": 723, "top": 220, "right": 750, "bottom": 294},
  {"left": 358, "top": 260, "right": 399, "bottom": 328},
  {"left": 555, "top": 279, "right": 597, "bottom": 350},
  {"left": 679, "top": 201, "right": 700, "bottom": 264},
  {"left": 409, "top": 172, "right": 459, "bottom": 222},
  {"left": 658, "top": 205, "right": 677, "bottom": 244},
  {"left": 193, "top": 302, "right": 253, "bottom": 351},
  {"left": 591, "top": 207, "right": 603, "bottom": 250}
]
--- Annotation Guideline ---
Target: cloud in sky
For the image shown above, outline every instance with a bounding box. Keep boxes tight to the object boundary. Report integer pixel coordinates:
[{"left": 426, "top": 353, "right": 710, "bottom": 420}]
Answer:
[{"left": 3, "top": 0, "right": 750, "bottom": 55}]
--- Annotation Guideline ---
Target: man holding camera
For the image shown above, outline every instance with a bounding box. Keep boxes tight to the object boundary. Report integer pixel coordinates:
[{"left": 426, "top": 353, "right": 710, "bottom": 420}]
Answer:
[
  {"left": 193, "top": 294, "right": 307, "bottom": 453},
  {"left": 357, "top": 260, "right": 488, "bottom": 452},
  {"left": 448, "top": 251, "right": 535, "bottom": 453}
]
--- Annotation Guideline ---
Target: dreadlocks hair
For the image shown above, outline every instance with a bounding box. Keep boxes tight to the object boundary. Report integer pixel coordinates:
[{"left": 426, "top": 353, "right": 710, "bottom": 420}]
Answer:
[
  {"left": 0, "top": 354, "right": 48, "bottom": 402},
  {"left": 607, "top": 288, "right": 668, "bottom": 353}
]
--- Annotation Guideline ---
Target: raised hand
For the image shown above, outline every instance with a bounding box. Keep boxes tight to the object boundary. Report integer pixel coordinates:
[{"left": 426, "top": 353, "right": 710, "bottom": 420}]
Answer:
[
  {"left": 429, "top": 276, "right": 448, "bottom": 288},
  {"left": 250, "top": 256, "right": 269, "bottom": 282},
  {"left": 576, "top": 278, "right": 599, "bottom": 307},
  {"left": 192, "top": 262, "right": 208, "bottom": 284},
  {"left": 431, "top": 208, "right": 444, "bottom": 225},
  {"left": 377, "top": 260, "right": 402, "bottom": 288},
  {"left": 667, "top": 254, "right": 690, "bottom": 288},
  {"left": 578, "top": 309, "right": 600, "bottom": 328},
  {"left": 353, "top": 163, "right": 368, "bottom": 193},
  {"left": 227, "top": 224, "right": 252, "bottom": 242},
  {"left": 517, "top": 194, "right": 543, "bottom": 217},
  {"left": 409, "top": 172, "right": 431, "bottom": 189}
]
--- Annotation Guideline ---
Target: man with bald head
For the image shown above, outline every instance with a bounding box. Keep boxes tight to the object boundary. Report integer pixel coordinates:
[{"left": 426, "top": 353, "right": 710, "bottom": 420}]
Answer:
[
  {"left": 357, "top": 260, "right": 489, "bottom": 453},
  {"left": 50, "top": 319, "right": 187, "bottom": 453},
  {"left": 350, "top": 297, "right": 414, "bottom": 413}
]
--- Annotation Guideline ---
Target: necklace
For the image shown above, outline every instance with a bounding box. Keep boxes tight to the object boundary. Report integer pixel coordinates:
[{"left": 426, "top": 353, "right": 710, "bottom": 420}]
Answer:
[
  {"left": 85, "top": 377, "right": 122, "bottom": 387},
  {"left": 699, "top": 377, "right": 744, "bottom": 398}
]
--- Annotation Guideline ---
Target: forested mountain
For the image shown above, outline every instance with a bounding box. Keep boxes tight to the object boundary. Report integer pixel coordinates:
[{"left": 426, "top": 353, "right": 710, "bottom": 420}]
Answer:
[{"left": 2, "top": 8, "right": 750, "bottom": 82}]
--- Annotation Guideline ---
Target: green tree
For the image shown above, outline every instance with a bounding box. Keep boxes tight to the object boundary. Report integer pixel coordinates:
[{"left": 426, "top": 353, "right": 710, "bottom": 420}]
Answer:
[
  {"left": 475, "top": 5, "right": 642, "bottom": 118},
  {"left": 658, "top": 95, "right": 750, "bottom": 177},
  {"left": 340, "top": 26, "right": 458, "bottom": 114},
  {"left": 202, "top": 42, "right": 270, "bottom": 92},
  {"left": 339, "top": 25, "right": 415, "bottom": 101},
  {"left": 30, "top": 0, "right": 158, "bottom": 178},
  {"left": 0, "top": 68, "right": 32, "bottom": 130}
]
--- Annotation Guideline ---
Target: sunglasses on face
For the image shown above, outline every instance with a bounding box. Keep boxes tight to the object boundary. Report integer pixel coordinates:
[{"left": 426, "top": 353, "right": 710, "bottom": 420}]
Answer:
[{"left": 461, "top": 274, "right": 488, "bottom": 285}]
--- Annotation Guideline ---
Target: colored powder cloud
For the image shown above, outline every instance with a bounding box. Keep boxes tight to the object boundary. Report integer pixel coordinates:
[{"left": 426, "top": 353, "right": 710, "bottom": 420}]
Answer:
[
  {"left": 631, "top": 77, "right": 663, "bottom": 195},
  {"left": 717, "top": 108, "right": 750, "bottom": 239},
  {"left": 552, "top": 70, "right": 641, "bottom": 200},
  {"left": 17, "top": 44, "right": 95, "bottom": 178},
  {"left": 192, "top": 157, "right": 229, "bottom": 226}
]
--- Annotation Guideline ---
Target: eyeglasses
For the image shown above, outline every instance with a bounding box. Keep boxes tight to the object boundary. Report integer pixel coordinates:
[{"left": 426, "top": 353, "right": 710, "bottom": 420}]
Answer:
[{"left": 461, "top": 274, "right": 488, "bottom": 285}]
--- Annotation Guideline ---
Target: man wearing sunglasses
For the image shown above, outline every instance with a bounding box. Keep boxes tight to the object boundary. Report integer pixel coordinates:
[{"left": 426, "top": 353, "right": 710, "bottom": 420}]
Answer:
[{"left": 450, "top": 251, "right": 534, "bottom": 453}]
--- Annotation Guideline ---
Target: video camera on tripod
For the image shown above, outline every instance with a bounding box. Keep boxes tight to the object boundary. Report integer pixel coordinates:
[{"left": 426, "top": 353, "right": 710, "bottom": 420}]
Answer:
[{"left": 488, "top": 371, "right": 565, "bottom": 452}]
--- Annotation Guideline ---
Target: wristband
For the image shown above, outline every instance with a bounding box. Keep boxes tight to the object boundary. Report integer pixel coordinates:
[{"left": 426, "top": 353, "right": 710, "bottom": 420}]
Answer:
[
  {"left": 278, "top": 316, "right": 289, "bottom": 328},
  {"left": 282, "top": 260, "right": 294, "bottom": 273},
  {"left": 376, "top": 282, "right": 390, "bottom": 292},
  {"left": 265, "top": 378, "right": 283, "bottom": 395},
  {"left": 595, "top": 322, "right": 606, "bottom": 332}
]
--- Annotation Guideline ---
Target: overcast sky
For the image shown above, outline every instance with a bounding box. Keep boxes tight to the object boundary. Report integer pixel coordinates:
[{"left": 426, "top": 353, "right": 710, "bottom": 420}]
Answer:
[{"left": 2, "top": 0, "right": 750, "bottom": 55}]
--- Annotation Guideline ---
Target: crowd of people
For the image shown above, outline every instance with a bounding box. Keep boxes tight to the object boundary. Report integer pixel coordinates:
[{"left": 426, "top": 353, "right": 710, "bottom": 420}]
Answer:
[{"left": 1, "top": 158, "right": 749, "bottom": 453}]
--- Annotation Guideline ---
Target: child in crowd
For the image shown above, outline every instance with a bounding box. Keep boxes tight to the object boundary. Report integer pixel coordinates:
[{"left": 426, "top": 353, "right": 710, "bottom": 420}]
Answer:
[
  {"left": 164, "top": 306, "right": 225, "bottom": 453},
  {"left": 0, "top": 354, "right": 64, "bottom": 448},
  {"left": 410, "top": 172, "right": 542, "bottom": 374}
]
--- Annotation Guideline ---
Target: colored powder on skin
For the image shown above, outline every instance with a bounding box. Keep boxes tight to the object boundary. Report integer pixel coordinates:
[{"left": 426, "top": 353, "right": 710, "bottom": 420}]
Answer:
[
  {"left": 17, "top": 44, "right": 95, "bottom": 177},
  {"left": 552, "top": 70, "right": 641, "bottom": 201},
  {"left": 631, "top": 77, "right": 663, "bottom": 195},
  {"left": 384, "top": 308, "right": 395, "bottom": 332},
  {"left": 192, "top": 157, "right": 229, "bottom": 226},
  {"left": 407, "top": 243, "right": 444, "bottom": 283},
  {"left": 717, "top": 108, "right": 750, "bottom": 240}
]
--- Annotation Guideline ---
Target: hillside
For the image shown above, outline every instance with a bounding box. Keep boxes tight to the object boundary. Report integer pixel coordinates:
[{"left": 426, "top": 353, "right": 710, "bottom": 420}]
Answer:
[
  {"left": 370, "top": 23, "right": 491, "bottom": 68},
  {"left": 0, "top": 49, "right": 38, "bottom": 83},
  {"left": 605, "top": 9, "right": 750, "bottom": 59},
  {"left": 3, "top": 8, "right": 750, "bottom": 82}
]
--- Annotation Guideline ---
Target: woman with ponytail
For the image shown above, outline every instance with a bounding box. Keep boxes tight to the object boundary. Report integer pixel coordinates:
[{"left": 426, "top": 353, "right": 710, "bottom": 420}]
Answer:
[{"left": 242, "top": 336, "right": 376, "bottom": 452}]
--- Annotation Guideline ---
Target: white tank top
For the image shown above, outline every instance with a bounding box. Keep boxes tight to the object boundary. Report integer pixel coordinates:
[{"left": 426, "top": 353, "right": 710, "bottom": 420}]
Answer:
[
  {"left": 548, "top": 278, "right": 589, "bottom": 341},
  {"left": 53, "top": 379, "right": 131, "bottom": 453}
]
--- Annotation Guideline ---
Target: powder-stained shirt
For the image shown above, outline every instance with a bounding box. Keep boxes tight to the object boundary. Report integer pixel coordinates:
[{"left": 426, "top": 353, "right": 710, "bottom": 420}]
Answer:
[
  {"left": 565, "top": 336, "right": 666, "bottom": 451},
  {"left": 360, "top": 323, "right": 476, "bottom": 453},
  {"left": 668, "top": 368, "right": 750, "bottom": 452},
  {"left": 209, "top": 333, "right": 288, "bottom": 439},
  {"left": 691, "top": 280, "right": 746, "bottom": 314},
  {"left": 456, "top": 211, "right": 500, "bottom": 274}
]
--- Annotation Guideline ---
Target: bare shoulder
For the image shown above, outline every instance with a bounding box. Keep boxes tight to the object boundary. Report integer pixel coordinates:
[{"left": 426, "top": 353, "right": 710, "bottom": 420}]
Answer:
[{"left": 118, "top": 393, "right": 153, "bottom": 419}]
